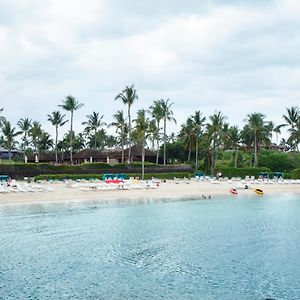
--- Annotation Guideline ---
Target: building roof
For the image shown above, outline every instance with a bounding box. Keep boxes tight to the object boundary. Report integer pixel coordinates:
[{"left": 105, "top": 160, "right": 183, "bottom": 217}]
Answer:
[
  {"left": 73, "top": 145, "right": 157, "bottom": 159},
  {"left": 73, "top": 149, "right": 110, "bottom": 159},
  {"left": 0, "top": 147, "right": 21, "bottom": 153}
]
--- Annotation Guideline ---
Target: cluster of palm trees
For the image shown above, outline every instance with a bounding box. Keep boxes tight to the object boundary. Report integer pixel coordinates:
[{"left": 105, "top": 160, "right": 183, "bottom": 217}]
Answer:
[
  {"left": 0, "top": 85, "right": 176, "bottom": 165},
  {"left": 179, "top": 107, "right": 300, "bottom": 172},
  {"left": 1, "top": 87, "right": 300, "bottom": 170}
]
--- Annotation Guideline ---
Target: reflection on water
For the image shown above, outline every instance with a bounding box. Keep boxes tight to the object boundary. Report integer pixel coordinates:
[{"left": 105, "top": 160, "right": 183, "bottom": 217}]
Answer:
[{"left": 1, "top": 195, "right": 300, "bottom": 299}]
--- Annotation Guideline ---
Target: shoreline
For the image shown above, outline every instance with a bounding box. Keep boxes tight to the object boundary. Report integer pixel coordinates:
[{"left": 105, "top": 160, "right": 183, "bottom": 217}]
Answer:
[{"left": 1, "top": 180, "right": 300, "bottom": 206}]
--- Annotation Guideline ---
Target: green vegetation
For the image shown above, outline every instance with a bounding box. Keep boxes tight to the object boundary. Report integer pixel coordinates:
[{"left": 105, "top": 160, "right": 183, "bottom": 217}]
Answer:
[
  {"left": 214, "top": 167, "right": 272, "bottom": 179},
  {"left": 0, "top": 162, "right": 193, "bottom": 179},
  {"left": 34, "top": 172, "right": 191, "bottom": 182},
  {"left": 1, "top": 87, "right": 300, "bottom": 180}
]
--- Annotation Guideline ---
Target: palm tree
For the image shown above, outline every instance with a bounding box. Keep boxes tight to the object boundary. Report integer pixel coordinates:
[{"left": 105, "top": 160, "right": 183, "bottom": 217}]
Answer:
[
  {"left": 82, "top": 112, "right": 106, "bottom": 149},
  {"left": 227, "top": 126, "right": 241, "bottom": 168},
  {"left": 17, "top": 118, "right": 32, "bottom": 155},
  {"left": 283, "top": 106, "right": 299, "bottom": 129},
  {"left": 132, "top": 109, "right": 150, "bottom": 180},
  {"left": 47, "top": 111, "right": 68, "bottom": 163},
  {"left": 39, "top": 132, "right": 54, "bottom": 151},
  {"left": 0, "top": 108, "right": 5, "bottom": 127},
  {"left": 267, "top": 121, "right": 285, "bottom": 144},
  {"left": 190, "top": 111, "right": 206, "bottom": 170},
  {"left": 57, "top": 140, "right": 67, "bottom": 162},
  {"left": 148, "top": 120, "right": 159, "bottom": 150},
  {"left": 160, "top": 99, "right": 176, "bottom": 165},
  {"left": 149, "top": 100, "right": 164, "bottom": 163},
  {"left": 115, "top": 85, "right": 138, "bottom": 164},
  {"left": 282, "top": 106, "right": 300, "bottom": 150},
  {"left": 59, "top": 95, "right": 84, "bottom": 164},
  {"left": 179, "top": 118, "right": 195, "bottom": 163},
  {"left": 86, "top": 129, "right": 107, "bottom": 150},
  {"left": 110, "top": 110, "right": 127, "bottom": 163},
  {"left": 241, "top": 113, "right": 271, "bottom": 167},
  {"left": 29, "top": 121, "right": 43, "bottom": 162},
  {"left": 206, "top": 111, "right": 226, "bottom": 172},
  {"left": 63, "top": 131, "right": 85, "bottom": 154},
  {"left": 1, "top": 120, "right": 21, "bottom": 160},
  {"left": 287, "top": 121, "right": 300, "bottom": 151}
]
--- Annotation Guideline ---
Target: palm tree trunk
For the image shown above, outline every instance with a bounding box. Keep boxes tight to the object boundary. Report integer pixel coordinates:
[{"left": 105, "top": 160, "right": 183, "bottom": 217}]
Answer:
[
  {"left": 188, "top": 145, "right": 191, "bottom": 163},
  {"left": 128, "top": 106, "right": 131, "bottom": 164},
  {"left": 156, "top": 141, "right": 159, "bottom": 164},
  {"left": 121, "top": 138, "right": 124, "bottom": 163},
  {"left": 163, "top": 118, "right": 166, "bottom": 165},
  {"left": 70, "top": 111, "right": 73, "bottom": 165},
  {"left": 195, "top": 138, "right": 198, "bottom": 171},
  {"left": 55, "top": 126, "right": 58, "bottom": 163},
  {"left": 8, "top": 147, "right": 12, "bottom": 160},
  {"left": 234, "top": 148, "right": 238, "bottom": 168},
  {"left": 24, "top": 133, "right": 28, "bottom": 159},
  {"left": 156, "top": 120, "right": 160, "bottom": 164},
  {"left": 94, "top": 129, "right": 97, "bottom": 149},
  {"left": 211, "top": 143, "right": 215, "bottom": 174},
  {"left": 254, "top": 134, "right": 258, "bottom": 167},
  {"left": 142, "top": 139, "right": 145, "bottom": 180}
]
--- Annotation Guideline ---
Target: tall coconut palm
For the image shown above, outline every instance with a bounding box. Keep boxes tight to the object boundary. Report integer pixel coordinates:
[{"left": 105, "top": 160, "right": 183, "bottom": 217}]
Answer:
[
  {"left": 132, "top": 109, "right": 150, "bottom": 180},
  {"left": 110, "top": 110, "right": 127, "bottom": 163},
  {"left": 115, "top": 85, "right": 138, "bottom": 164},
  {"left": 59, "top": 95, "right": 84, "bottom": 164},
  {"left": 160, "top": 99, "right": 176, "bottom": 165},
  {"left": 241, "top": 113, "right": 271, "bottom": 167},
  {"left": 282, "top": 106, "right": 300, "bottom": 150},
  {"left": 283, "top": 106, "right": 299, "bottom": 129},
  {"left": 206, "top": 111, "right": 226, "bottom": 172},
  {"left": 17, "top": 117, "right": 32, "bottom": 159},
  {"left": 1, "top": 120, "right": 21, "bottom": 160},
  {"left": 82, "top": 112, "right": 106, "bottom": 149},
  {"left": 190, "top": 111, "right": 206, "bottom": 170},
  {"left": 47, "top": 111, "right": 68, "bottom": 163},
  {"left": 149, "top": 100, "right": 164, "bottom": 163}
]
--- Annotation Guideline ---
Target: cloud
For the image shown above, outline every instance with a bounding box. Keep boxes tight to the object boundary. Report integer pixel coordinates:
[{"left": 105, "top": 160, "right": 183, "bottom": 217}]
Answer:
[{"left": 0, "top": 0, "right": 299, "bottom": 140}]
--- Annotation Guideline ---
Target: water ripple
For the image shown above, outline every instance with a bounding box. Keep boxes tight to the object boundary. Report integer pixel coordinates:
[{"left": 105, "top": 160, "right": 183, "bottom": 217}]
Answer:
[{"left": 1, "top": 195, "right": 300, "bottom": 299}]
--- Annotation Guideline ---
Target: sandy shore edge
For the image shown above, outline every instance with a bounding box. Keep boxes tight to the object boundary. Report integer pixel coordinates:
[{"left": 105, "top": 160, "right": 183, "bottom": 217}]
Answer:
[{"left": 1, "top": 180, "right": 300, "bottom": 206}]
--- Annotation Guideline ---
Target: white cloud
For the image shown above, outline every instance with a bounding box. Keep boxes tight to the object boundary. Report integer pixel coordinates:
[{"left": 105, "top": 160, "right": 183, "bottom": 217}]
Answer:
[{"left": 0, "top": 0, "right": 300, "bottom": 140}]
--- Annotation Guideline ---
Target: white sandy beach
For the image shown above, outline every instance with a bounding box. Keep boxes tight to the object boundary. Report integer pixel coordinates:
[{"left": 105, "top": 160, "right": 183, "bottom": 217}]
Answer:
[{"left": 1, "top": 179, "right": 300, "bottom": 206}]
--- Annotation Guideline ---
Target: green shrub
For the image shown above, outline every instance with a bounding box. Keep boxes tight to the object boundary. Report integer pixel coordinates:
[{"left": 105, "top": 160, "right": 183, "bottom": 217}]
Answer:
[
  {"left": 258, "top": 152, "right": 295, "bottom": 172},
  {"left": 34, "top": 174, "right": 104, "bottom": 181},
  {"left": 215, "top": 167, "right": 271, "bottom": 179},
  {"left": 283, "top": 173, "right": 292, "bottom": 179},
  {"left": 291, "top": 168, "right": 300, "bottom": 179},
  {"left": 34, "top": 172, "right": 191, "bottom": 181}
]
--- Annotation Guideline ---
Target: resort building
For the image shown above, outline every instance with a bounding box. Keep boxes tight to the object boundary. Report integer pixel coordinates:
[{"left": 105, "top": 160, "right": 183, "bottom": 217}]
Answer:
[
  {"left": 0, "top": 147, "right": 22, "bottom": 160},
  {"left": 73, "top": 145, "right": 157, "bottom": 164}
]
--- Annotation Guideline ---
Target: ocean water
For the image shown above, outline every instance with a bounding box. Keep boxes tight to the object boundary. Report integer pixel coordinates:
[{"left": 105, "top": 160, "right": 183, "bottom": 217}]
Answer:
[{"left": 0, "top": 195, "right": 300, "bottom": 300}]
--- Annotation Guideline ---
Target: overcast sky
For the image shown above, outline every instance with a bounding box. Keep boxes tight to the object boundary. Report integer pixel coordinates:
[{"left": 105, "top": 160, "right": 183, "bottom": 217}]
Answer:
[{"left": 0, "top": 0, "right": 300, "bottom": 138}]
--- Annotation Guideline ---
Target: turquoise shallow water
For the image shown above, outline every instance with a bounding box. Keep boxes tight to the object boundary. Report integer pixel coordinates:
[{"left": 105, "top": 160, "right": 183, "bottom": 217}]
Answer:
[{"left": 1, "top": 194, "right": 300, "bottom": 299}]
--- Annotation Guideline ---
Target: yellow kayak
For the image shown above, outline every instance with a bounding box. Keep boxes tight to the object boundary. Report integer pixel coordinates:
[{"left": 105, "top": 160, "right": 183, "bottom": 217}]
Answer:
[{"left": 254, "top": 188, "right": 264, "bottom": 195}]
